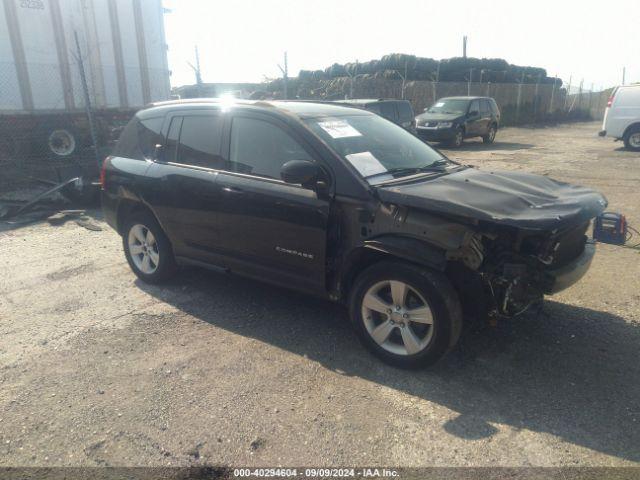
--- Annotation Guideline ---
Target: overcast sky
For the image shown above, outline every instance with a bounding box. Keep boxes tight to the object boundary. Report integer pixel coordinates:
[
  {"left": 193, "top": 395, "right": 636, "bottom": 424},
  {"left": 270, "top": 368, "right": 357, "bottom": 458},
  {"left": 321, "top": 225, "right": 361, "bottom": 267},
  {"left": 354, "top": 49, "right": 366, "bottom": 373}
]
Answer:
[{"left": 163, "top": 0, "right": 639, "bottom": 91}]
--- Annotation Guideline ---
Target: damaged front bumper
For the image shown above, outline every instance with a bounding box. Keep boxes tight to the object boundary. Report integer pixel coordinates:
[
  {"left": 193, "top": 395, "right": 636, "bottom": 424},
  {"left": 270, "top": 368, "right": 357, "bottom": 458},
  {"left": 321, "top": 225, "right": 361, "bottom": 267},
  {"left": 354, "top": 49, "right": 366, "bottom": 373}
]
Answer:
[{"left": 544, "top": 240, "right": 596, "bottom": 294}]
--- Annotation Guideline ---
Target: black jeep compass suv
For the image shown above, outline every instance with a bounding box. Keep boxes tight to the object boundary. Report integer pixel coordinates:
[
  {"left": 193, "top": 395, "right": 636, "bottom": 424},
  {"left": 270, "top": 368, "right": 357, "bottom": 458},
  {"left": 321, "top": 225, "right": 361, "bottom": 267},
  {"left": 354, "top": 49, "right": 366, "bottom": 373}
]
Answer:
[{"left": 102, "top": 99, "right": 606, "bottom": 368}]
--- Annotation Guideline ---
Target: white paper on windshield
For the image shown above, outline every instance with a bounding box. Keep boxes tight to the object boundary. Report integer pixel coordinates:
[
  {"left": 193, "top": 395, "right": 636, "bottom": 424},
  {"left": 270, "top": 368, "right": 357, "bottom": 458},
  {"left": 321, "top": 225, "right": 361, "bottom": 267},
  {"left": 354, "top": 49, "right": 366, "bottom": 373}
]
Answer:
[
  {"left": 434, "top": 102, "right": 445, "bottom": 107},
  {"left": 318, "top": 119, "right": 362, "bottom": 139},
  {"left": 345, "top": 151, "right": 387, "bottom": 177}
]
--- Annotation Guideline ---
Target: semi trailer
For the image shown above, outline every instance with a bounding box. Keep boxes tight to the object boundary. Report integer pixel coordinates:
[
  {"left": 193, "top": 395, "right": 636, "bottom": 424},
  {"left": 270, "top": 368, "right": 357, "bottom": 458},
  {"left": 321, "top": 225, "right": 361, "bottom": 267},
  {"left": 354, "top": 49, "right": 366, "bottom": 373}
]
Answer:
[{"left": 0, "top": 0, "right": 170, "bottom": 167}]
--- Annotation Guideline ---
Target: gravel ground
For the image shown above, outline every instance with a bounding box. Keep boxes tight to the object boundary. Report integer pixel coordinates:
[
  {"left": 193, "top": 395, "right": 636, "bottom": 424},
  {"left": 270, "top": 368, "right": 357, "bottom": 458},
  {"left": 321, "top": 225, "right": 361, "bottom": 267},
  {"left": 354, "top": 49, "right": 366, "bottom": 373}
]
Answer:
[{"left": 0, "top": 121, "right": 639, "bottom": 468}]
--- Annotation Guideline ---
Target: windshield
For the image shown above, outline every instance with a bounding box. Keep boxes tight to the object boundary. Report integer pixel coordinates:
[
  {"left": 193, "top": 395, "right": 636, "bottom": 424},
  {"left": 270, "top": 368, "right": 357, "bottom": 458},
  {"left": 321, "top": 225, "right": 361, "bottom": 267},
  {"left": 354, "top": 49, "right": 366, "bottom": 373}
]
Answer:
[
  {"left": 305, "top": 114, "right": 446, "bottom": 184},
  {"left": 427, "top": 99, "right": 469, "bottom": 114}
]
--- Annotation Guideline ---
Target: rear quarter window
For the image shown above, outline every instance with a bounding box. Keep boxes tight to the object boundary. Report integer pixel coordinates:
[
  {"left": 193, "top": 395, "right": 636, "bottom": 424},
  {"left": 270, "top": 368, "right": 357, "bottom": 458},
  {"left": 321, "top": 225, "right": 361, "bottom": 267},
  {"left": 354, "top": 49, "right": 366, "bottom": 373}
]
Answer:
[{"left": 113, "top": 116, "right": 164, "bottom": 160}]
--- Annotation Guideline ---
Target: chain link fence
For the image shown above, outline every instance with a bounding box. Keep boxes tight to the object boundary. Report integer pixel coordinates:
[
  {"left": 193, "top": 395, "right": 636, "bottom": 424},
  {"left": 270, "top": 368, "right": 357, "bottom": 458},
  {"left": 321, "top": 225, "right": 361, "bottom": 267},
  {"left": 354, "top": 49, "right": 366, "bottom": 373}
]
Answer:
[
  {"left": 292, "top": 76, "right": 599, "bottom": 126},
  {"left": 0, "top": 61, "right": 166, "bottom": 193}
]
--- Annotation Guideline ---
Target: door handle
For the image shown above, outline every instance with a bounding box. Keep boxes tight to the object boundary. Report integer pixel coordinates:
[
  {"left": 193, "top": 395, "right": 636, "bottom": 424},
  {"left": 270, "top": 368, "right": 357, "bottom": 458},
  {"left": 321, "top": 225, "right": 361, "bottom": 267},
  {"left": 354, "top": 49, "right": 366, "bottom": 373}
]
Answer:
[{"left": 222, "top": 186, "right": 244, "bottom": 195}]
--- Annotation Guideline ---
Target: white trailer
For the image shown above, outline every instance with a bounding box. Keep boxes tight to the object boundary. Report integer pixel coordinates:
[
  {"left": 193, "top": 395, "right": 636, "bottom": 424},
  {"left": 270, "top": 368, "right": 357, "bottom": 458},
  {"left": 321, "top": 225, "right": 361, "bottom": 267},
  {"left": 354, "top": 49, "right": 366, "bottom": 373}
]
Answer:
[{"left": 0, "top": 0, "right": 170, "bottom": 159}]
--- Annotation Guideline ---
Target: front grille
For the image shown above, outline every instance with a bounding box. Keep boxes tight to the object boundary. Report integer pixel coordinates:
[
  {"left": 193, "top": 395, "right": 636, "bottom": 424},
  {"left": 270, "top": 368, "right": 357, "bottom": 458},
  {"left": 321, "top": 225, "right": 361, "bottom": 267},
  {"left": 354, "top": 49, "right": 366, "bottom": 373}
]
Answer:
[
  {"left": 426, "top": 121, "right": 438, "bottom": 127},
  {"left": 550, "top": 222, "right": 589, "bottom": 267}
]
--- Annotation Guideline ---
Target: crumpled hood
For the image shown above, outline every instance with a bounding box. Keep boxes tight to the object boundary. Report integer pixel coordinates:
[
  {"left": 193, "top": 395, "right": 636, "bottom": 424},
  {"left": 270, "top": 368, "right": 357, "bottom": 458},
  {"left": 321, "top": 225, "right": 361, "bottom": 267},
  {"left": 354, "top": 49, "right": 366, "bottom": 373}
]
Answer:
[
  {"left": 376, "top": 168, "right": 608, "bottom": 231},
  {"left": 415, "top": 112, "right": 464, "bottom": 124}
]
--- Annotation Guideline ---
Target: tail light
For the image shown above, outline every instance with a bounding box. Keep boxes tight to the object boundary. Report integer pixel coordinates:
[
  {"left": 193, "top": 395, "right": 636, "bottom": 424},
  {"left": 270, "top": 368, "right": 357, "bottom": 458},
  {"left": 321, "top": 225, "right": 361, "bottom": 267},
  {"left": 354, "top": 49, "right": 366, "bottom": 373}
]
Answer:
[
  {"left": 100, "top": 156, "right": 112, "bottom": 190},
  {"left": 607, "top": 89, "right": 617, "bottom": 108}
]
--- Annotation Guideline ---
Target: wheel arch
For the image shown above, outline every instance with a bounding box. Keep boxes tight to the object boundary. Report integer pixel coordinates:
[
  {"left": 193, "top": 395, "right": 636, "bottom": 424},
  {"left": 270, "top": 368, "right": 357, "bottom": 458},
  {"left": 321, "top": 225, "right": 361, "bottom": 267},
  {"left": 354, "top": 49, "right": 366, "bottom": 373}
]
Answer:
[
  {"left": 622, "top": 122, "right": 640, "bottom": 139},
  {"left": 116, "top": 199, "right": 163, "bottom": 236},
  {"left": 338, "top": 235, "right": 448, "bottom": 301}
]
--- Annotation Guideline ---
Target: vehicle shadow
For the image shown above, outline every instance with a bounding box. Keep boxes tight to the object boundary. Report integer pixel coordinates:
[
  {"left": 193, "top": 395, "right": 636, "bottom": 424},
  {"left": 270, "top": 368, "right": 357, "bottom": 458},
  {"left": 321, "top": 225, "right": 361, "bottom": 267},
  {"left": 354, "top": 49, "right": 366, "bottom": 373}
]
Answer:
[
  {"left": 437, "top": 141, "right": 535, "bottom": 152},
  {"left": 136, "top": 268, "right": 640, "bottom": 463}
]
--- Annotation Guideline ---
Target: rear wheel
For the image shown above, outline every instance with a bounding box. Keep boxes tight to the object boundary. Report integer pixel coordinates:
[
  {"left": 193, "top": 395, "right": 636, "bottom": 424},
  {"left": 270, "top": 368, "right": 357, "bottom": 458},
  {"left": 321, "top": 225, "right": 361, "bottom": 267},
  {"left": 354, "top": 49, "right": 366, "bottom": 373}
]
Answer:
[
  {"left": 122, "top": 212, "right": 177, "bottom": 283},
  {"left": 483, "top": 124, "right": 497, "bottom": 144},
  {"left": 349, "top": 261, "right": 463, "bottom": 368},
  {"left": 623, "top": 125, "right": 640, "bottom": 151}
]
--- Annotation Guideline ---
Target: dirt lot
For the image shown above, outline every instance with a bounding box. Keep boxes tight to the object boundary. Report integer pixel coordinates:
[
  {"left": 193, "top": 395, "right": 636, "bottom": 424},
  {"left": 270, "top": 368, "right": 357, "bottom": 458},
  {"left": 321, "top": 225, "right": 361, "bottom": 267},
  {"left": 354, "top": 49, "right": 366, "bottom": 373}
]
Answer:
[{"left": 1, "top": 121, "right": 639, "bottom": 468}]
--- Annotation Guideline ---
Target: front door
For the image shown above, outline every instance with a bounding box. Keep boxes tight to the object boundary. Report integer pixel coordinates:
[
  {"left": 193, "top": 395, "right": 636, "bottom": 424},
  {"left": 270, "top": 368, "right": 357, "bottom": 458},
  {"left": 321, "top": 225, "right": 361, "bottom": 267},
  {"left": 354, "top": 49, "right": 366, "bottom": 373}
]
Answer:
[{"left": 213, "top": 113, "right": 331, "bottom": 293}]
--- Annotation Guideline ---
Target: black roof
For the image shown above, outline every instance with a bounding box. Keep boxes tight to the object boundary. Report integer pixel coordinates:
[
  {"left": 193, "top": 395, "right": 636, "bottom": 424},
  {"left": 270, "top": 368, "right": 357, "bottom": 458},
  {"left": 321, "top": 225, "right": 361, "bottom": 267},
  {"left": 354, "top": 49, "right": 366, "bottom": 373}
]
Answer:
[
  {"left": 437, "top": 96, "right": 494, "bottom": 101},
  {"left": 140, "top": 98, "right": 371, "bottom": 120},
  {"left": 334, "top": 98, "right": 411, "bottom": 105}
]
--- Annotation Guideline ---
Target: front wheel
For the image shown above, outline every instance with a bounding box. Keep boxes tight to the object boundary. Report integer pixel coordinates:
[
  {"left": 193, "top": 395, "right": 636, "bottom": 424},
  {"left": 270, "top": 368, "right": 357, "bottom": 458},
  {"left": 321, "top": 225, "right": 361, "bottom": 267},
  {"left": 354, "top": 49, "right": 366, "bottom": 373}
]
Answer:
[
  {"left": 483, "top": 125, "right": 497, "bottom": 144},
  {"left": 623, "top": 125, "right": 640, "bottom": 151},
  {"left": 349, "top": 261, "right": 463, "bottom": 369},
  {"left": 122, "top": 212, "right": 177, "bottom": 283},
  {"left": 448, "top": 128, "right": 464, "bottom": 148}
]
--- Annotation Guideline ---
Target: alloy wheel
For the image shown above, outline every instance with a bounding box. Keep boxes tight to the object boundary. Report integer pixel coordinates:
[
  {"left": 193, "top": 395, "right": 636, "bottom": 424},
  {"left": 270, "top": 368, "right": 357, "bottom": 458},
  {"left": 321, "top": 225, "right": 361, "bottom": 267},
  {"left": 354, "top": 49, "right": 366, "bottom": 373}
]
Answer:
[
  {"left": 630, "top": 132, "right": 640, "bottom": 149},
  {"left": 361, "top": 280, "right": 435, "bottom": 356},
  {"left": 454, "top": 130, "right": 463, "bottom": 147},
  {"left": 128, "top": 224, "right": 159, "bottom": 274}
]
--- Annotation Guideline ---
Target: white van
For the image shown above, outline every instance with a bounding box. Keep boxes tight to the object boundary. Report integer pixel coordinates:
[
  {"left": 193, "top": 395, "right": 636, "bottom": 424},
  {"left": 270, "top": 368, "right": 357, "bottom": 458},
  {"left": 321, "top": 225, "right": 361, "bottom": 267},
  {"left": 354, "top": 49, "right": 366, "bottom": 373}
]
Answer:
[{"left": 599, "top": 84, "right": 640, "bottom": 151}]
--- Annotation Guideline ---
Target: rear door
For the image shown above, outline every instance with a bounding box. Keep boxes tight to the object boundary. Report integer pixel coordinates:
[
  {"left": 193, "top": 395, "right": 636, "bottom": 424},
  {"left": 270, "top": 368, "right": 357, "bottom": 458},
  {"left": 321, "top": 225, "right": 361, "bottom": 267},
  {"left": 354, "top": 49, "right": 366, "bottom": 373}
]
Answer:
[
  {"left": 212, "top": 112, "right": 331, "bottom": 293},
  {"left": 466, "top": 99, "right": 482, "bottom": 135},
  {"left": 478, "top": 99, "right": 493, "bottom": 134},
  {"left": 145, "top": 109, "right": 226, "bottom": 260}
]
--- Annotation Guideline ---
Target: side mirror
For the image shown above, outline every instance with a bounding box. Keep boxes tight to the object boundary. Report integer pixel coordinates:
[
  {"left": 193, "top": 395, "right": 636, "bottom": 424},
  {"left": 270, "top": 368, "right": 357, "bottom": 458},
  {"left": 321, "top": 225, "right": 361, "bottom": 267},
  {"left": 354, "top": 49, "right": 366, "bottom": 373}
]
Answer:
[{"left": 280, "top": 160, "right": 319, "bottom": 187}]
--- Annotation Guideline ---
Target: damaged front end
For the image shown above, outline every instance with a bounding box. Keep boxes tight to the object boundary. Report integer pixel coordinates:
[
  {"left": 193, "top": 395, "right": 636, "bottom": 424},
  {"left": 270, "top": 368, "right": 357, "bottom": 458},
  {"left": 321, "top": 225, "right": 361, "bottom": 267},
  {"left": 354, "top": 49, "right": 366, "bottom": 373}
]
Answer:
[
  {"left": 473, "top": 220, "right": 595, "bottom": 317},
  {"left": 374, "top": 167, "right": 607, "bottom": 318}
]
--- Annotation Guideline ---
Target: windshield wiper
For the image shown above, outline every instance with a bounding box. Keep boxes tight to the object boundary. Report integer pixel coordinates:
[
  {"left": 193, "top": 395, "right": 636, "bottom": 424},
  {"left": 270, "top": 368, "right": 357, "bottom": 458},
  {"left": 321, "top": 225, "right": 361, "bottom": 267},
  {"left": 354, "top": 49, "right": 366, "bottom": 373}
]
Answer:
[
  {"left": 364, "top": 167, "right": 421, "bottom": 180},
  {"left": 364, "top": 160, "right": 449, "bottom": 180}
]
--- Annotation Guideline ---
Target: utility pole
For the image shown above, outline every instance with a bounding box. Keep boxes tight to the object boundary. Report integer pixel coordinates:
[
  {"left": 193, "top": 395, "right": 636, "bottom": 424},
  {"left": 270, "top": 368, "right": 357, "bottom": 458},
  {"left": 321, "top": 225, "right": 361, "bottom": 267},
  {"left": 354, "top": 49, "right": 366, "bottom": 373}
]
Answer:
[
  {"left": 432, "top": 61, "right": 440, "bottom": 103},
  {"left": 549, "top": 74, "right": 557, "bottom": 113},
  {"left": 467, "top": 68, "right": 473, "bottom": 96},
  {"left": 463, "top": 36, "right": 467, "bottom": 58},
  {"left": 346, "top": 60, "right": 358, "bottom": 99},
  {"left": 516, "top": 71, "right": 525, "bottom": 122},
  {"left": 278, "top": 52, "right": 288, "bottom": 100},
  {"left": 73, "top": 30, "right": 100, "bottom": 169},
  {"left": 187, "top": 46, "right": 203, "bottom": 96},
  {"left": 564, "top": 75, "right": 572, "bottom": 110},
  {"left": 395, "top": 67, "right": 406, "bottom": 100},
  {"left": 622, "top": 66, "right": 626, "bottom": 85}
]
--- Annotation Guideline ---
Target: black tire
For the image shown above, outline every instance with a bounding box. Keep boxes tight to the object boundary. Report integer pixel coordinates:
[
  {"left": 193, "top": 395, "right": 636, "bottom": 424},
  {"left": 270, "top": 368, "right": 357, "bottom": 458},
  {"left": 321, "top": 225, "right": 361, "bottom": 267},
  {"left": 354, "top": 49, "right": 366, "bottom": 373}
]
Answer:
[
  {"left": 349, "top": 261, "right": 463, "bottom": 369},
  {"left": 448, "top": 128, "right": 464, "bottom": 148},
  {"left": 482, "top": 124, "right": 497, "bottom": 144},
  {"left": 122, "top": 211, "right": 177, "bottom": 284},
  {"left": 34, "top": 125, "right": 79, "bottom": 158},
  {"left": 623, "top": 125, "right": 640, "bottom": 151}
]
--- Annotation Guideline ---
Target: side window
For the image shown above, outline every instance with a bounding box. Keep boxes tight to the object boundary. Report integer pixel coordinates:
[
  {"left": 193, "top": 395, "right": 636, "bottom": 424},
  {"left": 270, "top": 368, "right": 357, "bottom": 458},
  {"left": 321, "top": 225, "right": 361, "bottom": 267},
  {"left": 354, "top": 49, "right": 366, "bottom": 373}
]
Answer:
[
  {"left": 397, "top": 102, "right": 414, "bottom": 122},
  {"left": 137, "top": 117, "right": 164, "bottom": 159},
  {"left": 490, "top": 100, "right": 499, "bottom": 114},
  {"left": 113, "top": 119, "right": 140, "bottom": 159},
  {"left": 380, "top": 103, "right": 398, "bottom": 122},
  {"left": 163, "top": 117, "right": 182, "bottom": 163},
  {"left": 480, "top": 100, "right": 490, "bottom": 114},
  {"left": 229, "top": 117, "right": 312, "bottom": 179},
  {"left": 176, "top": 115, "right": 224, "bottom": 168},
  {"left": 365, "top": 103, "right": 382, "bottom": 115},
  {"left": 469, "top": 100, "right": 480, "bottom": 114}
]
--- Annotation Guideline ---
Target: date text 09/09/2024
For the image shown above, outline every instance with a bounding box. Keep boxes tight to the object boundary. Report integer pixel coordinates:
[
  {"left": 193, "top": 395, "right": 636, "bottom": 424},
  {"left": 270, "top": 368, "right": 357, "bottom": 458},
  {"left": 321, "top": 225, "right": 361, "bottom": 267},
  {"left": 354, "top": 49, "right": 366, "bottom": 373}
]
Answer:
[{"left": 233, "top": 468, "right": 400, "bottom": 478}]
